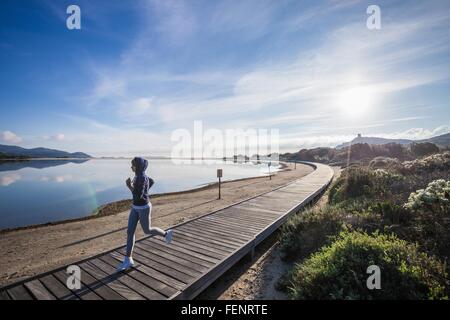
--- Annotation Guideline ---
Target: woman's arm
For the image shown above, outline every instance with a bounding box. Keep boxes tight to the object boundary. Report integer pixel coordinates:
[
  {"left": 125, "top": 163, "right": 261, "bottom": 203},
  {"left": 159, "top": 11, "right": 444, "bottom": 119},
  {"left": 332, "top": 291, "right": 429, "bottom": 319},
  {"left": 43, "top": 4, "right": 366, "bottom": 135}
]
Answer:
[{"left": 126, "top": 178, "right": 134, "bottom": 192}]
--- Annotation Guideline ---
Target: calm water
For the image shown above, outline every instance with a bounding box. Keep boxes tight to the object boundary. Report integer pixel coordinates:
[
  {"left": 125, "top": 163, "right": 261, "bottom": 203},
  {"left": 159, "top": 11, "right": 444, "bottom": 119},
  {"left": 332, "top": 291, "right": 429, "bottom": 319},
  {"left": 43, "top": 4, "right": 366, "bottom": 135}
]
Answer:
[{"left": 0, "top": 159, "right": 277, "bottom": 230}]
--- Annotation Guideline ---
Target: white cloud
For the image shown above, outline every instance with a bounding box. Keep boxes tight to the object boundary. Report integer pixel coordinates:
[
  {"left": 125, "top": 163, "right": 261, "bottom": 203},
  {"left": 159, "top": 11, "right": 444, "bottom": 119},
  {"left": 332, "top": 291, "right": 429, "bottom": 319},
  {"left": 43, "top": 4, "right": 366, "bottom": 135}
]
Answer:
[
  {"left": 41, "top": 133, "right": 65, "bottom": 141},
  {"left": 381, "top": 125, "right": 450, "bottom": 141},
  {"left": 209, "top": 0, "right": 278, "bottom": 39},
  {"left": 1, "top": 131, "right": 22, "bottom": 144},
  {"left": 142, "top": 0, "right": 198, "bottom": 45},
  {"left": 119, "top": 97, "right": 154, "bottom": 119}
]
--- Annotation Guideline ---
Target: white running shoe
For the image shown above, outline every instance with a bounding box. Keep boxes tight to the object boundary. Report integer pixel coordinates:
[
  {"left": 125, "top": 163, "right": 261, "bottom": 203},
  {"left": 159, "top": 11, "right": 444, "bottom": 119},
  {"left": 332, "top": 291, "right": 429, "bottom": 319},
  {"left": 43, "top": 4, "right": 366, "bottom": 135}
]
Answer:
[
  {"left": 165, "top": 229, "right": 173, "bottom": 244},
  {"left": 117, "top": 256, "right": 134, "bottom": 272}
]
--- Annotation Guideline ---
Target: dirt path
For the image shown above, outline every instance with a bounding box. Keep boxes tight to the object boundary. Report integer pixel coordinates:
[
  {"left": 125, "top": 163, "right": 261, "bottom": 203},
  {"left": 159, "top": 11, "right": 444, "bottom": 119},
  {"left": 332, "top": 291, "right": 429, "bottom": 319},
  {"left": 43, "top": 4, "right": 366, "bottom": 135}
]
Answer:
[{"left": 0, "top": 162, "right": 313, "bottom": 287}]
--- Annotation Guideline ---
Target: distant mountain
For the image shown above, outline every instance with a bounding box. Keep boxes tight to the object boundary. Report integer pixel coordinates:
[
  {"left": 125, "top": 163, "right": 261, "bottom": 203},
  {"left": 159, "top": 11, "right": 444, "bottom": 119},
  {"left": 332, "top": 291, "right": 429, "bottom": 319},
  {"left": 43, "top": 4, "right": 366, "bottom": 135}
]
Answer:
[
  {"left": 0, "top": 144, "right": 91, "bottom": 159},
  {"left": 419, "top": 133, "right": 450, "bottom": 148},
  {"left": 336, "top": 133, "right": 450, "bottom": 149},
  {"left": 336, "top": 134, "right": 412, "bottom": 149}
]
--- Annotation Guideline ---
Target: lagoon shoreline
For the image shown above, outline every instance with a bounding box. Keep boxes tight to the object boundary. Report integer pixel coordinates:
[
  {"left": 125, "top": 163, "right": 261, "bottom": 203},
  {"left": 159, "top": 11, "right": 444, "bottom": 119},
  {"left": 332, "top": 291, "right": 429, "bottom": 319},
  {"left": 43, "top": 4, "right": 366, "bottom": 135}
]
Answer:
[{"left": 0, "top": 162, "right": 288, "bottom": 234}]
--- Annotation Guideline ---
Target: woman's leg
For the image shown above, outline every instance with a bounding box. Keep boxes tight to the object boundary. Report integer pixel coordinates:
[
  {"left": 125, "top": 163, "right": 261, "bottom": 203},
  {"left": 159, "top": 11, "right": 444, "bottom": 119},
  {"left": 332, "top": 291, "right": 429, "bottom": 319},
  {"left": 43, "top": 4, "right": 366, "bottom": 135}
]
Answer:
[
  {"left": 125, "top": 208, "right": 139, "bottom": 257},
  {"left": 138, "top": 205, "right": 166, "bottom": 237}
]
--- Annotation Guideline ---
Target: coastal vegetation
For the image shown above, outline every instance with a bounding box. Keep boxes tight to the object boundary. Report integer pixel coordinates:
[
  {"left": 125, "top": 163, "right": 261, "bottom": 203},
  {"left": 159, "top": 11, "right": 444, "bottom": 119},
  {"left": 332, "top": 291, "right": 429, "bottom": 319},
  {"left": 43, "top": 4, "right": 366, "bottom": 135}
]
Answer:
[
  {"left": 281, "top": 141, "right": 448, "bottom": 166},
  {"left": 278, "top": 151, "right": 450, "bottom": 299},
  {"left": 0, "top": 152, "right": 29, "bottom": 161}
]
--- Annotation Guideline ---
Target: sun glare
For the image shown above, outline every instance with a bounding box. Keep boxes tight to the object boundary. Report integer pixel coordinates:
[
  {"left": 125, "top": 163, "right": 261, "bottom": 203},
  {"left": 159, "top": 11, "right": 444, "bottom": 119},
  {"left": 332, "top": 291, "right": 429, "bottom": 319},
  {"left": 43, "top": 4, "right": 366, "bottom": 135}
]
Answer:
[{"left": 337, "top": 87, "right": 373, "bottom": 119}]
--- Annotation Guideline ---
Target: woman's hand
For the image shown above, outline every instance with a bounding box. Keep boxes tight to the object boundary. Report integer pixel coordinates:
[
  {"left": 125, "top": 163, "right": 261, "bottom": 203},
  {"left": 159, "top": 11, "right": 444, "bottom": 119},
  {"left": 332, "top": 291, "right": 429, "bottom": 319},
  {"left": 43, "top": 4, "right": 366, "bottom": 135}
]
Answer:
[{"left": 126, "top": 177, "right": 132, "bottom": 187}]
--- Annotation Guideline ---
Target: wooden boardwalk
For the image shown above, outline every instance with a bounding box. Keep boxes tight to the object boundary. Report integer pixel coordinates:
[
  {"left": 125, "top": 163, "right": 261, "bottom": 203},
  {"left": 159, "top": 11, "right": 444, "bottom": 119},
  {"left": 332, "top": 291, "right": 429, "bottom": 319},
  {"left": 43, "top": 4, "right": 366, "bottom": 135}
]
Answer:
[{"left": 0, "top": 162, "right": 333, "bottom": 300}]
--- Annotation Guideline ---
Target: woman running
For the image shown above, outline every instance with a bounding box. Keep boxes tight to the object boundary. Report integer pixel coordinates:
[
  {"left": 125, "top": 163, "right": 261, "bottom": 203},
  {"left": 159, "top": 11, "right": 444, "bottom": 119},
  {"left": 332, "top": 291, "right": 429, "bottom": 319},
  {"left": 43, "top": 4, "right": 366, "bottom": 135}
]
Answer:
[{"left": 117, "top": 156, "right": 173, "bottom": 271}]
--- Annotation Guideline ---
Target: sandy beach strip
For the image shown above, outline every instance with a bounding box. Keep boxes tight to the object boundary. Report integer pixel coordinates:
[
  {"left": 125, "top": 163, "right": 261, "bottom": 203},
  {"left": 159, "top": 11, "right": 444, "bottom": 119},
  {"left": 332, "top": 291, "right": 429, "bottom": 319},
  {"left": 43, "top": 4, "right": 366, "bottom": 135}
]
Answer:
[{"left": 0, "top": 162, "right": 313, "bottom": 287}]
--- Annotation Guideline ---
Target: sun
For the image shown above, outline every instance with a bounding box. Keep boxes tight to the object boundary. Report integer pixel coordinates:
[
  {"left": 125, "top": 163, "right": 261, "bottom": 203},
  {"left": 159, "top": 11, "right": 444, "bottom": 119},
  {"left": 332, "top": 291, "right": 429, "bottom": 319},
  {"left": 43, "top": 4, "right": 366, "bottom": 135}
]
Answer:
[{"left": 337, "top": 86, "right": 373, "bottom": 119}]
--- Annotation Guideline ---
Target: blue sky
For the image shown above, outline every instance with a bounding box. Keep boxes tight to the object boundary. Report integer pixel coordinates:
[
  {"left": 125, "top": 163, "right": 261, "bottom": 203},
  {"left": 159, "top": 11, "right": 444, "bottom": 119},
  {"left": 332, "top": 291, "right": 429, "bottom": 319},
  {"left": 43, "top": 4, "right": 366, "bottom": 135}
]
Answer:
[{"left": 0, "top": 0, "right": 449, "bottom": 157}]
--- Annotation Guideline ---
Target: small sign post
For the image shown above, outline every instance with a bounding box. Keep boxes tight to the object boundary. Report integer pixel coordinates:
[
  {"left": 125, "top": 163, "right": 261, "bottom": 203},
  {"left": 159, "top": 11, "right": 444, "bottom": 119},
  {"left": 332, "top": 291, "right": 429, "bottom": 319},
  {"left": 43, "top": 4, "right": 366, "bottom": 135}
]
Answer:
[
  {"left": 268, "top": 161, "right": 272, "bottom": 180},
  {"left": 217, "top": 169, "right": 223, "bottom": 199},
  {"left": 294, "top": 161, "right": 296, "bottom": 170}
]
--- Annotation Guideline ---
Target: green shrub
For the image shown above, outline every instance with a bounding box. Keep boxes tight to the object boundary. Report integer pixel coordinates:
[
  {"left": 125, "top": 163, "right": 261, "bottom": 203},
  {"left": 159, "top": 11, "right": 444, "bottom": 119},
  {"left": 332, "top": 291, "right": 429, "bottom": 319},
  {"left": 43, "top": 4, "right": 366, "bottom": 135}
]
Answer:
[
  {"left": 404, "top": 179, "right": 450, "bottom": 214},
  {"left": 402, "top": 180, "right": 450, "bottom": 262},
  {"left": 329, "top": 167, "right": 374, "bottom": 204},
  {"left": 287, "top": 231, "right": 448, "bottom": 300},
  {"left": 368, "top": 201, "right": 411, "bottom": 225},
  {"left": 369, "top": 157, "right": 400, "bottom": 169},
  {"left": 410, "top": 142, "right": 440, "bottom": 158},
  {"left": 402, "top": 152, "right": 450, "bottom": 174},
  {"left": 279, "top": 205, "right": 347, "bottom": 262}
]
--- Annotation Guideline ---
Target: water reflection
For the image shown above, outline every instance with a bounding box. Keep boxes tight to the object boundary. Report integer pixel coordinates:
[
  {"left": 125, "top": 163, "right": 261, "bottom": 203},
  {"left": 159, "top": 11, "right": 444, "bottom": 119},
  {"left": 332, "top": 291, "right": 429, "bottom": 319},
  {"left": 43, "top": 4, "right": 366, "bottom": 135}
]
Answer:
[
  {"left": 0, "top": 173, "right": 21, "bottom": 186},
  {"left": 0, "top": 159, "right": 89, "bottom": 172},
  {"left": 0, "top": 159, "right": 273, "bottom": 230}
]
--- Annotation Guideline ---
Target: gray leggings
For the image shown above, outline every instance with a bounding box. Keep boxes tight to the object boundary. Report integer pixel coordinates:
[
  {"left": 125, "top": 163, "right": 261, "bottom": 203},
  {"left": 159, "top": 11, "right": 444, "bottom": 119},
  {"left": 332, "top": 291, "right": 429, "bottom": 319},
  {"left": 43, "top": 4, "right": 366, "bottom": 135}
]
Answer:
[{"left": 126, "top": 204, "right": 166, "bottom": 257}]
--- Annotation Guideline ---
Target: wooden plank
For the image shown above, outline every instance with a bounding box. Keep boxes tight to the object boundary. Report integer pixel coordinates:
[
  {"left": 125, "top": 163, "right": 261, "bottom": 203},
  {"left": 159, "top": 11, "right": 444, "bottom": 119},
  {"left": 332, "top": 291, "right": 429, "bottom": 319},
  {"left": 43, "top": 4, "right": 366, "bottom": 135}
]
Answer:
[
  {"left": 117, "top": 246, "right": 201, "bottom": 279},
  {"left": 194, "top": 218, "right": 263, "bottom": 236},
  {"left": 238, "top": 200, "right": 291, "bottom": 212},
  {"left": 212, "top": 212, "right": 274, "bottom": 226},
  {"left": 205, "top": 213, "right": 270, "bottom": 227},
  {"left": 0, "top": 290, "right": 10, "bottom": 300},
  {"left": 221, "top": 206, "right": 282, "bottom": 219},
  {"left": 151, "top": 236, "right": 226, "bottom": 260},
  {"left": 82, "top": 260, "right": 146, "bottom": 300},
  {"left": 53, "top": 270, "right": 102, "bottom": 300},
  {"left": 231, "top": 204, "right": 284, "bottom": 215},
  {"left": 202, "top": 215, "right": 264, "bottom": 232},
  {"left": 178, "top": 225, "right": 249, "bottom": 246},
  {"left": 77, "top": 264, "right": 125, "bottom": 300},
  {"left": 205, "top": 214, "right": 269, "bottom": 229},
  {"left": 101, "top": 253, "right": 185, "bottom": 292},
  {"left": 131, "top": 243, "right": 208, "bottom": 276},
  {"left": 200, "top": 214, "right": 268, "bottom": 230},
  {"left": 24, "top": 279, "right": 56, "bottom": 300},
  {"left": 262, "top": 189, "right": 306, "bottom": 197},
  {"left": 7, "top": 285, "right": 33, "bottom": 300},
  {"left": 113, "top": 250, "right": 195, "bottom": 284},
  {"left": 40, "top": 274, "right": 79, "bottom": 300},
  {"left": 219, "top": 213, "right": 276, "bottom": 225},
  {"left": 268, "top": 189, "right": 310, "bottom": 195},
  {"left": 173, "top": 238, "right": 256, "bottom": 299},
  {"left": 89, "top": 257, "right": 172, "bottom": 299},
  {"left": 174, "top": 228, "right": 240, "bottom": 251},
  {"left": 146, "top": 237, "right": 222, "bottom": 264},
  {"left": 172, "top": 232, "right": 236, "bottom": 253},
  {"left": 188, "top": 221, "right": 258, "bottom": 242},
  {"left": 187, "top": 220, "right": 257, "bottom": 241},
  {"left": 177, "top": 226, "right": 250, "bottom": 248},
  {"left": 135, "top": 242, "right": 210, "bottom": 274}
]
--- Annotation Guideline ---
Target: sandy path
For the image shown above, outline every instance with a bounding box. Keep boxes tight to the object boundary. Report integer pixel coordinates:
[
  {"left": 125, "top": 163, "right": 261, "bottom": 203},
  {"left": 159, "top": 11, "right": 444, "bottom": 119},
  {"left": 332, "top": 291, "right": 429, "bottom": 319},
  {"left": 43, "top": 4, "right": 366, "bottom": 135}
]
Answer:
[{"left": 0, "top": 162, "right": 313, "bottom": 287}]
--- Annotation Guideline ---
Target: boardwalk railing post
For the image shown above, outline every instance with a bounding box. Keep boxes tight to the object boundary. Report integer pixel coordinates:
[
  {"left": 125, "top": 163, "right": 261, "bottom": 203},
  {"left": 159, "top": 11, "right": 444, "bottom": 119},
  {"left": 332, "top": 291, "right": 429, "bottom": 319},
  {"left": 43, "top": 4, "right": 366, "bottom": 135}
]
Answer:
[
  {"left": 249, "top": 238, "right": 256, "bottom": 260},
  {"left": 217, "top": 169, "right": 223, "bottom": 199}
]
